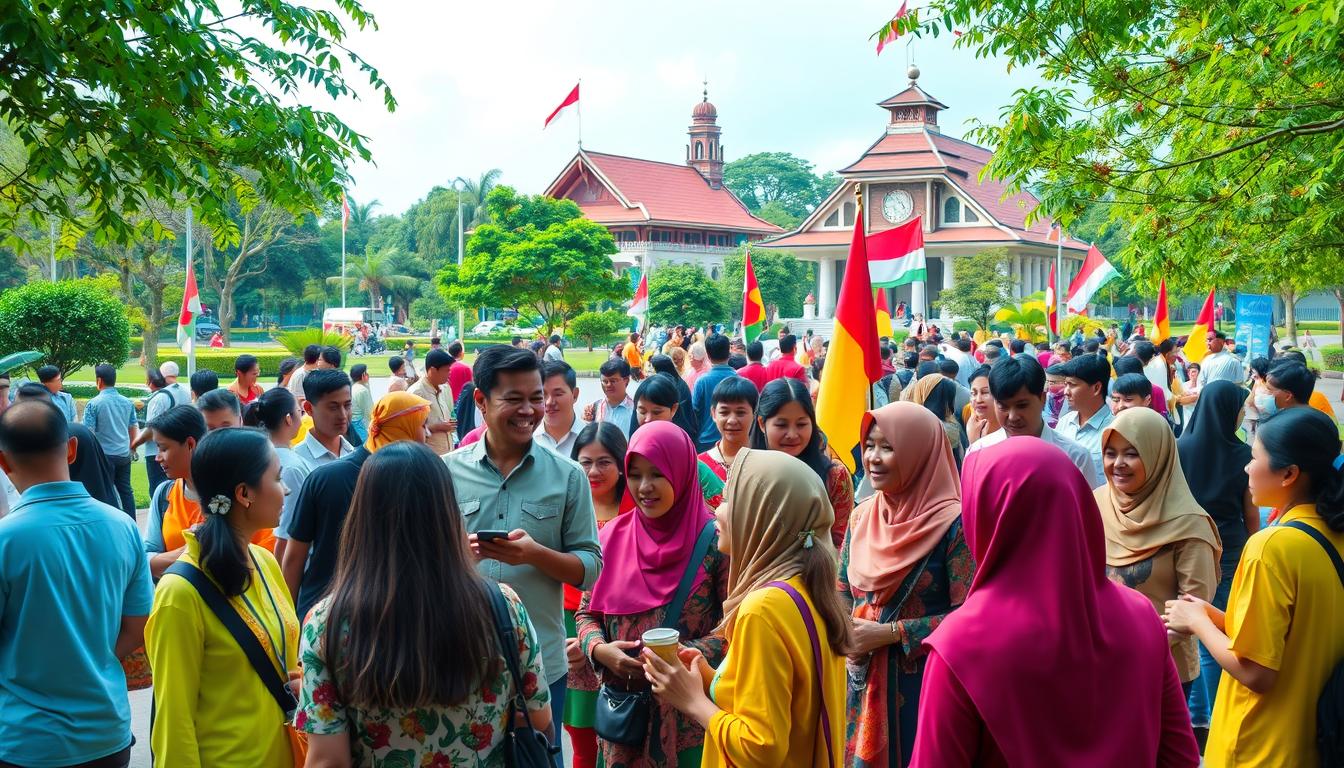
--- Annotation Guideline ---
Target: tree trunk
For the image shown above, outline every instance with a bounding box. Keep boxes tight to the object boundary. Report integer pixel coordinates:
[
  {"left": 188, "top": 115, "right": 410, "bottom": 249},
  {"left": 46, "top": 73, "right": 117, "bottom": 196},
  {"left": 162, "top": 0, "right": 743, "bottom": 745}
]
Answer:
[{"left": 1282, "top": 286, "right": 1298, "bottom": 347}]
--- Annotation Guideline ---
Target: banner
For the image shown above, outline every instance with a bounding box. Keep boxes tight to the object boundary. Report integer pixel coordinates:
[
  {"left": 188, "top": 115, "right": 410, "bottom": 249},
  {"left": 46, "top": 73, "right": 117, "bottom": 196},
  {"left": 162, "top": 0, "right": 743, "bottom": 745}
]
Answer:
[{"left": 1234, "top": 293, "right": 1273, "bottom": 360}]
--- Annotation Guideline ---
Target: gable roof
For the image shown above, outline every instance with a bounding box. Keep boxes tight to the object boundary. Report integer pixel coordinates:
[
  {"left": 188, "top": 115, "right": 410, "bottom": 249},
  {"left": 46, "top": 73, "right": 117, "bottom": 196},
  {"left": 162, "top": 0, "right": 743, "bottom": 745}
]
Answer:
[
  {"left": 544, "top": 150, "right": 782, "bottom": 234},
  {"left": 877, "top": 85, "right": 948, "bottom": 110}
]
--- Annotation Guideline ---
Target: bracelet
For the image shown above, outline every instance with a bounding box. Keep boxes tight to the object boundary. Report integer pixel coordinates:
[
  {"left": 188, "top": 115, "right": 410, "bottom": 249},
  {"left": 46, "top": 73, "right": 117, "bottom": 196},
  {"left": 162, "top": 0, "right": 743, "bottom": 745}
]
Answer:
[{"left": 889, "top": 622, "right": 898, "bottom": 636}]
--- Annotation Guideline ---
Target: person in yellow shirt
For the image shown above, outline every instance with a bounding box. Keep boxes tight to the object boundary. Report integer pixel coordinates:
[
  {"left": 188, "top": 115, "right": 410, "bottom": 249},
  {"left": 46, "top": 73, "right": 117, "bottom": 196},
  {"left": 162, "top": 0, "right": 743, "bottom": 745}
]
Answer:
[
  {"left": 1165, "top": 407, "right": 1344, "bottom": 767},
  {"left": 147, "top": 428, "right": 300, "bottom": 768},
  {"left": 642, "top": 448, "right": 849, "bottom": 767}
]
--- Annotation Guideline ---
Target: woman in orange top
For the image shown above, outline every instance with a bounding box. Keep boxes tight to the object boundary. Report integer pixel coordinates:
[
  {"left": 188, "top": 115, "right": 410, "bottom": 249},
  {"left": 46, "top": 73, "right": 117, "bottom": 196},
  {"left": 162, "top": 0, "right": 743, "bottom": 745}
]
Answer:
[{"left": 145, "top": 405, "right": 275, "bottom": 579}]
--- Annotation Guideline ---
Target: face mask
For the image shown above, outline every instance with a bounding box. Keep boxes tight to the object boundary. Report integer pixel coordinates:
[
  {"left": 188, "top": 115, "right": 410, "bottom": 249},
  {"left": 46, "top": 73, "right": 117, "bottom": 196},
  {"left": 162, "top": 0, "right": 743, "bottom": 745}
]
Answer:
[{"left": 1255, "top": 392, "right": 1278, "bottom": 416}]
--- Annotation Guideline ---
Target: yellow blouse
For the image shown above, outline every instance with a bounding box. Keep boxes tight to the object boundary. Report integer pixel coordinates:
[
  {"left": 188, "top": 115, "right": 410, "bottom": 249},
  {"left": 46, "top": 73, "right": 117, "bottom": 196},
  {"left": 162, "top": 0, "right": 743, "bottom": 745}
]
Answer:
[
  {"left": 146, "top": 531, "right": 300, "bottom": 768},
  {"left": 1206, "top": 505, "right": 1344, "bottom": 767},
  {"left": 704, "top": 575, "right": 846, "bottom": 768}
]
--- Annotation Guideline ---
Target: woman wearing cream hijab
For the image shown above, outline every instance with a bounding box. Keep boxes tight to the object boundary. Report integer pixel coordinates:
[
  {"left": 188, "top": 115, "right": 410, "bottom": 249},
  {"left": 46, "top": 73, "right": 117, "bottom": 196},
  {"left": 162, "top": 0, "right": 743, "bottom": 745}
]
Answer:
[
  {"left": 642, "top": 449, "right": 850, "bottom": 767},
  {"left": 1096, "top": 406, "right": 1220, "bottom": 691}
]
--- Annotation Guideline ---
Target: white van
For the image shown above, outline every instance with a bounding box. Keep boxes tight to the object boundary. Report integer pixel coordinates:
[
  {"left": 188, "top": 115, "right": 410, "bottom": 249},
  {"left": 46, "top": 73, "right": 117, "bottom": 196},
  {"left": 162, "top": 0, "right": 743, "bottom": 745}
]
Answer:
[{"left": 322, "top": 307, "right": 376, "bottom": 333}]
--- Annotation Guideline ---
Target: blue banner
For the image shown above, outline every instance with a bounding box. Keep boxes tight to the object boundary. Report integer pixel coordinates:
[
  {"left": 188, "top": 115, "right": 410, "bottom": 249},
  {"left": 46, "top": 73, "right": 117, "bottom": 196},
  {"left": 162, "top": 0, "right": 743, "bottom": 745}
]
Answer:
[{"left": 1235, "top": 293, "right": 1274, "bottom": 359}]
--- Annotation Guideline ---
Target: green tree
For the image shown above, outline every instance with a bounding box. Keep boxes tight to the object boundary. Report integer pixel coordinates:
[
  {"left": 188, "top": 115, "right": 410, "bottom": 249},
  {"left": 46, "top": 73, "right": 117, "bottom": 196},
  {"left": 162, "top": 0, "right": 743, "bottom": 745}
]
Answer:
[
  {"left": 1, "top": 0, "right": 395, "bottom": 249},
  {"left": 0, "top": 279, "right": 132, "bottom": 377},
  {"left": 327, "top": 249, "right": 418, "bottom": 313},
  {"left": 649, "top": 265, "right": 725, "bottom": 328},
  {"left": 723, "top": 152, "right": 835, "bottom": 220},
  {"left": 436, "top": 186, "right": 628, "bottom": 333},
  {"left": 938, "top": 249, "right": 1013, "bottom": 332},
  {"left": 716, "top": 249, "right": 812, "bottom": 324},
  {"left": 569, "top": 310, "right": 627, "bottom": 351}
]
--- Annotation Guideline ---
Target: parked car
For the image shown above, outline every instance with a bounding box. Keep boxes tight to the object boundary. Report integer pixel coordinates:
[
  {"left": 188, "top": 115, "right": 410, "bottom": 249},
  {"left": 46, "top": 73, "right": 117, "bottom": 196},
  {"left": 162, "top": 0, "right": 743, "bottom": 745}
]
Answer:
[
  {"left": 384, "top": 323, "right": 417, "bottom": 336},
  {"left": 469, "top": 320, "right": 505, "bottom": 336},
  {"left": 195, "top": 319, "right": 222, "bottom": 340}
]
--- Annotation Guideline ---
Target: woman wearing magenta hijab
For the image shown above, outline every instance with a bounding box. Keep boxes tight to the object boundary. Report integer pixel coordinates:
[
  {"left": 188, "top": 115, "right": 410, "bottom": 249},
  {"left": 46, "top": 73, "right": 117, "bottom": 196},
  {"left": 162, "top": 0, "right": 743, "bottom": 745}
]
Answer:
[
  {"left": 909, "top": 438, "right": 1200, "bottom": 767},
  {"left": 574, "top": 420, "right": 729, "bottom": 767}
]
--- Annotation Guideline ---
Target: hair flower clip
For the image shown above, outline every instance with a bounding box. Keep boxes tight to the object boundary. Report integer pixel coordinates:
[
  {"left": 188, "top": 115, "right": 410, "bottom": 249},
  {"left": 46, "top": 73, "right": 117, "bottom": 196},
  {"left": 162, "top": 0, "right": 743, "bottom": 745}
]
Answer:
[
  {"left": 797, "top": 529, "right": 815, "bottom": 549},
  {"left": 206, "top": 495, "right": 232, "bottom": 516}
]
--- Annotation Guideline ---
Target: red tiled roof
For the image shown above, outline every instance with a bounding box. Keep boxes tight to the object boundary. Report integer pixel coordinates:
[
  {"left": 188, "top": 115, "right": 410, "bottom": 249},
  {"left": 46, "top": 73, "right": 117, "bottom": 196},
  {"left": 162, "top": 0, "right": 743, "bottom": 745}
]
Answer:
[
  {"left": 878, "top": 86, "right": 948, "bottom": 110},
  {"left": 555, "top": 151, "right": 781, "bottom": 234},
  {"left": 839, "top": 133, "right": 943, "bottom": 174}
]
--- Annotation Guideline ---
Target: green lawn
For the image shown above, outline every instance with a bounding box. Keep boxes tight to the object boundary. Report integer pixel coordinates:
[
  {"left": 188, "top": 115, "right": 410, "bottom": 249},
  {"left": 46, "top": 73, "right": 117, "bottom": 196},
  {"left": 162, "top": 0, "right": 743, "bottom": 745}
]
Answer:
[{"left": 131, "top": 462, "right": 150, "bottom": 508}]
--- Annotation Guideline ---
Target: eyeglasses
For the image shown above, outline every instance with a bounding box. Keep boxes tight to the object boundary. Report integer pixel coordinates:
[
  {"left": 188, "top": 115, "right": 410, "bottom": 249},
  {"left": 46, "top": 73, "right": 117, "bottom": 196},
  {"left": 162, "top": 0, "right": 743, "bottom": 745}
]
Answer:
[{"left": 578, "top": 458, "right": 619, "bottom": 472}]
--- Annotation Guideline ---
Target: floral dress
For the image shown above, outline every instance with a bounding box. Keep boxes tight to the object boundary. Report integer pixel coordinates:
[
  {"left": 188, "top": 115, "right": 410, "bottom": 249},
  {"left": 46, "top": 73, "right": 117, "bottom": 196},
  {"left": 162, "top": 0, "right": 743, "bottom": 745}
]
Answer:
[
  {"left": 296, "top": 584, "right": 549, "bottom": 767},
  {"left": 574, "top": 532, "right": 730, "bottom": 768},
  {"left": 839, "top": 520, "right": 973, "bottom": 768},
  {"left": 825, "top": 459, "right": 855, "bottom": 550}
]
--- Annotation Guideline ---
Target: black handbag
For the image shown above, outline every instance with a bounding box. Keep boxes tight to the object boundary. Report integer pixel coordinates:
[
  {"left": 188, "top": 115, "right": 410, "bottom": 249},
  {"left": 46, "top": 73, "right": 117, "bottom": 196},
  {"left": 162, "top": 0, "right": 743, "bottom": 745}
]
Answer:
[
  {"left": 484, "top": 580, "right": 562, "bottom": 768},
  {"left": 594, "top": 520, "right": 716, "bottom": 747}
]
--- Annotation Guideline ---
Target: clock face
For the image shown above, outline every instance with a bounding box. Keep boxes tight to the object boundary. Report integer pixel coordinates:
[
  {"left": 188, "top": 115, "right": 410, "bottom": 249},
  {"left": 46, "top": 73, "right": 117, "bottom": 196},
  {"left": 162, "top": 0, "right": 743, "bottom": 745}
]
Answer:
[{"left": 882, "top": 190, "right": 914, "bottom": 224}]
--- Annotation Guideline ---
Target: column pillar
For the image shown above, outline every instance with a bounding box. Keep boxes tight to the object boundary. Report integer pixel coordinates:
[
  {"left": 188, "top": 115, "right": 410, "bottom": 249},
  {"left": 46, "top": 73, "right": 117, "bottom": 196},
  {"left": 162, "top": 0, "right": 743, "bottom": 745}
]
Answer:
[
  {"left": 940, "top": 255, "right": 956, "bottom": 320},
  {"left": 818, "top": 256, "right": 836, "bottom": 319},
  {"left": 1013, "top": 254, "right": 1023, "bottom": 300},
  {"left": 1031, "top": 258, "right": 1041, "bottom": 295}
]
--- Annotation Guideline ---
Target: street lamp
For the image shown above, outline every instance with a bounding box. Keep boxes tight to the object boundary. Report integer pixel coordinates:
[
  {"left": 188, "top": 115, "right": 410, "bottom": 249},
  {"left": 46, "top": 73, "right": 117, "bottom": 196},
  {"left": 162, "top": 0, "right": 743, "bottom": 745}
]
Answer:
[{"left": 451, "top": 177, "right": 468, "bottom": 341}]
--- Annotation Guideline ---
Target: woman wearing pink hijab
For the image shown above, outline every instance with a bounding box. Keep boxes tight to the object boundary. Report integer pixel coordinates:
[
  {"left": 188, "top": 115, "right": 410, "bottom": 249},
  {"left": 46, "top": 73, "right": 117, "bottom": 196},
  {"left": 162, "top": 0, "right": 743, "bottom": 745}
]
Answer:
[
  {"left": 574, "top": 420, "right": 730, "bottom": 766},
  {"left": 910, "top": 437, "right": 1200, "bottom": 767}
]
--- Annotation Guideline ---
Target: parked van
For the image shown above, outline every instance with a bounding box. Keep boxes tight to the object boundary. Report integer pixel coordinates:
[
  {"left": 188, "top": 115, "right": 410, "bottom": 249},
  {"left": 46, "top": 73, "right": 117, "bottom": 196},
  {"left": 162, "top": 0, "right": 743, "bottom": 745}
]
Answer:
[{"left": 322, "top": 307, "right": 376, "bottom": 333}]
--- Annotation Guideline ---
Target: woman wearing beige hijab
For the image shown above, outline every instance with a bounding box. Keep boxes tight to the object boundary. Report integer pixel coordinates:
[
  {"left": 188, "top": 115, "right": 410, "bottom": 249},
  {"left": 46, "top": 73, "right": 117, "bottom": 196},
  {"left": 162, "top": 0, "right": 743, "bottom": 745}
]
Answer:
[
  {"left": 642, "top": 449, "right": 850, "bottom": 767},
  {"left": 1097, "top": 406, "right": 1221, "bottom": 693},
  {"left": 905, "top": 373, "right": 967, "bottom": 466},
  {"left": 842, "top": 403, "right": 972, "bottom": 767}
]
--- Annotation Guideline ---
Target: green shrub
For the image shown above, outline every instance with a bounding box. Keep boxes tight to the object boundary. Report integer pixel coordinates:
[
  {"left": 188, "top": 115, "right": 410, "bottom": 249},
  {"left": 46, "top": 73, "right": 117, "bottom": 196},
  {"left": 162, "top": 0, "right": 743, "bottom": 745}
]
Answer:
[
  {"left": 156, "top": 352, "right": 295, "bottom": 378},
  {"left": 275, "top": 328, "right": 352, "bottom": 356},
  {"left": 569, "top": 310, "right": 627, "bottom": 351},
  {"left": 1322, "top": 345, "right": 1344, "bottom": 371},
  {"left": 0, "top": 279, "right": 132, "bottom": 378}
]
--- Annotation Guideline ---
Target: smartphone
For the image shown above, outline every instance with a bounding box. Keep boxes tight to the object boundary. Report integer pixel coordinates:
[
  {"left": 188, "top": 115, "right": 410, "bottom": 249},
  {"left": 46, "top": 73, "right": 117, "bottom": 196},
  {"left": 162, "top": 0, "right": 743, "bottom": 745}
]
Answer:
[{"left": 477, "top": 529, "right": 512, "bottom": 542}]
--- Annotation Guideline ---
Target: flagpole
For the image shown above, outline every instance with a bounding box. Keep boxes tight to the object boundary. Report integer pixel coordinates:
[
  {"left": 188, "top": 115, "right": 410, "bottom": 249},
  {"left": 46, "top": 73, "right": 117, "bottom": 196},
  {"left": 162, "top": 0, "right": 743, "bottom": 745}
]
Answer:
[
  {"left": 185, "top": 206, "right": 196, "bottom": 378},
  {"left": 576, "top": 78, "right": 583, "bottom": 149},
  {"left": 1055, "top": 229, "right": 1064, "bottom": 343},
  {"left": 340, "top": 192, "right": 347, "bottom": 308},
  {"left": 49, "top": 219, "right": 57, "bottom": 281}
]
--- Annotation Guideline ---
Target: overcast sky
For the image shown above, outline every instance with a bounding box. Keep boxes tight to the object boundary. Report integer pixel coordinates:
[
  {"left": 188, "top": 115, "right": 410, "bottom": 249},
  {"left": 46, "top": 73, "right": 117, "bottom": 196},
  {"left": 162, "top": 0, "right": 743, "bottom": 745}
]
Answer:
[{"left": 321, "top": 0, "right": 1048, "bottom": 214}]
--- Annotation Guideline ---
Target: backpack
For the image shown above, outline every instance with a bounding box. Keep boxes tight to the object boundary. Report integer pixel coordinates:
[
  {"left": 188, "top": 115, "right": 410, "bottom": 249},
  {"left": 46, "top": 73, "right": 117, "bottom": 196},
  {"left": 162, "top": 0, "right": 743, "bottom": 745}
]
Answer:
[{"left": 1284, "top": 520, "right": 1344, "bottom": 768}]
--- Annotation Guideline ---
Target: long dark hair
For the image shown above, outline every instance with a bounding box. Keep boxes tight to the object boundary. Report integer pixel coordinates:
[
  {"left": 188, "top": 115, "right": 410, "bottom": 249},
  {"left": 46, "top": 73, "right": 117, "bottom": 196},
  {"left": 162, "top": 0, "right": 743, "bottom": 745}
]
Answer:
[
  {"left": 750, "top": 378, "right": 832, "bottom": 482},
  {"left": 571, "top": 422, "right": 628, "bottom": 502},
  {"left": 190, "top": 428, "right": 275, "bottom": 596},
  {"left": 1258, "top": 408, "right": 1344, "bottom": 531},
  {"left": 324, "top": 442, "right": 500, "bottom": 707},
  {"left": 630, "top": 373, "right": 698, "bottom": 441},
  {"left": 242, "top": 386, "right": 297, "bottom": 434}
]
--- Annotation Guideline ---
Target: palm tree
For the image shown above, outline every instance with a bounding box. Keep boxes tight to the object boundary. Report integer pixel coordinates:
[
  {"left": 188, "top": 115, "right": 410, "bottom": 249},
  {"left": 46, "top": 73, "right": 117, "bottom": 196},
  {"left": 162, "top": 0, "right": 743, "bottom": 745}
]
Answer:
[
  {"left": 994, "top": 292, "right": 1050, "bottom": 342},
  {"left": 327, "top": 249, "right": 418, "bottom": 311},
  {"left": 301, "top": 278, "right": 329, "bottom": 321},
  {"left": 460, "top": 169, "right": 502, "bottom": 227},
  {"left": 348, "top": 198, "right": 380, "bottom": 230}
]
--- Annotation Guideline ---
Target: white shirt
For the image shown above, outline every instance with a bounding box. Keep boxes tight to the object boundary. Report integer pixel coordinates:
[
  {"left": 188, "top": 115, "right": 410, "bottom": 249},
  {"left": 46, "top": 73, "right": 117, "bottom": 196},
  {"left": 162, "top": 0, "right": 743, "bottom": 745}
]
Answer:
[
  {"left": 1143, "top": 356, "right": 1172, "bottom": 398},
  {"left": 534, "top": 413, "right": 588, "bottom": 460},
  {"left": 292, "top": 431, "right": 354, "bottom": 471},
  {"left": 967, "top": 424, "right": 1103, "bottom": 489},
  {"left": 1198, "top": 351, "right": 1245, "bottom": 387},
  {"left": 940, "top": 345, "right": 976, "bottom": 387}
]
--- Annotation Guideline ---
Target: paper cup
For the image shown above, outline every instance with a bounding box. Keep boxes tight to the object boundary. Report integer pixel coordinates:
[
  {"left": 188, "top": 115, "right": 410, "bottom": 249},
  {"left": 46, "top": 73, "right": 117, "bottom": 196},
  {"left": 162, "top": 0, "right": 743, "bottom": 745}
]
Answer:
[{"left": 642, "top": 628, "right": 681, "bottom": 664}]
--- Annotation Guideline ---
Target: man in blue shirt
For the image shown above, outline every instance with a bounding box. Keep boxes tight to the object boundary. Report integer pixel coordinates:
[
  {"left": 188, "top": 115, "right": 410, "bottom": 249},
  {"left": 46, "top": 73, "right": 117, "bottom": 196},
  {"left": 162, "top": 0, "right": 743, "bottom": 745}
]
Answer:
[
  {"left": 35, "top": 364, "right": 76, "bottom": 421},
  {"left": 0, "top": 400, "right": 153, "bottom": 768},
  {"left": 82, "top": 363, "right": 139, "bottom": 519},
  {"left": 690, "top": 333, "right": 739, "bottom": 452}
]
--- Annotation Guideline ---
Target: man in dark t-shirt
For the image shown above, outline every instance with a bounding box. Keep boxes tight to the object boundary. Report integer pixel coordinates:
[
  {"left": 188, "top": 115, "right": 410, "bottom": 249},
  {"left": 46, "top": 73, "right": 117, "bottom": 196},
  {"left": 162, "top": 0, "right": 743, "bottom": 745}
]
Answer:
[{"left": 281, "top": 447, "right": 370, "bottom": 619}]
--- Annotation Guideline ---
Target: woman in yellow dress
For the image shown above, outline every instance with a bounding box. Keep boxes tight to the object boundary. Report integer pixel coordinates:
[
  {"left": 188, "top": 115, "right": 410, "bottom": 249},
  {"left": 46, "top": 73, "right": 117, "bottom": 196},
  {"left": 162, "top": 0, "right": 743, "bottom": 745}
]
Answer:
[
  {"left": 642, "top": 448, "right": 850, "bottom": 767},
  {"left": 147, "top": 428, "right": 300, "bottom": 767}
]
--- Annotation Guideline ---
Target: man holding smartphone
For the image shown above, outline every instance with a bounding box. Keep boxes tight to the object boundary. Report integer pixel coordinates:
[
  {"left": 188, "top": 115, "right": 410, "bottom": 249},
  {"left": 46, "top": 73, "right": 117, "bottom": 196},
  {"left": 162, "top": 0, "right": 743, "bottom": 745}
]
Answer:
[{"left": 443, "top": 345, "right": 602, "bottom": 744}]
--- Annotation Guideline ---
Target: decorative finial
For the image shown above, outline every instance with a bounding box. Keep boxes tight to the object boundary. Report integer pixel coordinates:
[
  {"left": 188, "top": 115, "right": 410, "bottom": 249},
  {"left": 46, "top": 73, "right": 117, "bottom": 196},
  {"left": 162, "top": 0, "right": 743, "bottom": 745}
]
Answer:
[
  {"left": 907, "top": 64, "right": 921, "bottom": 84},
  {"left": 702, "top": 78, "right": 708, "bottom": 102}
]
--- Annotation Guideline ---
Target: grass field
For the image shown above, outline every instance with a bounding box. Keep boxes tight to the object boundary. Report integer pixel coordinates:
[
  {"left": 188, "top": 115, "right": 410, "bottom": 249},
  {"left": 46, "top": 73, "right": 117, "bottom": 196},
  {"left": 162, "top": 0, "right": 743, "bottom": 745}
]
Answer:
[{"left": 130, "top": 463, "right": 150, "bottom": 508}]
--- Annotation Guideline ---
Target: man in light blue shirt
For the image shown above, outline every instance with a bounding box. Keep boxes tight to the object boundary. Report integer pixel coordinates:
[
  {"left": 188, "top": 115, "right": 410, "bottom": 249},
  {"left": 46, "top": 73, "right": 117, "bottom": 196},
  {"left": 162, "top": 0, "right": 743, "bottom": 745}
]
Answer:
[
  {"left": 691, "top": 333, "right": 739, "bottom": 451},
  {"left": 33, "top": 365, "right": 76, "bottom": 421},
  {"left": 443, "top": 345, "right": 601, "bottom": 735},
  {"left": 82, "top": 363, "right": 139, "bottom": 519},
  {"left": 1055, "top": 354, "right": 1114, "bottom": 488},
  {"left": 0, "top": 400, "right": 153, "bottom": 768},
  {"left": 582, "top": 359, "right": 635, "bottom": 438}
]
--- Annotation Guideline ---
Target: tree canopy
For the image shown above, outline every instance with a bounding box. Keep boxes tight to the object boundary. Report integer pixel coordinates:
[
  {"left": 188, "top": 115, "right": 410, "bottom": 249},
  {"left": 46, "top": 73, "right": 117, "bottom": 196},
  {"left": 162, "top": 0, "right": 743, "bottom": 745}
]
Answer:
[
  {"left": 0, "top": 278, "right": 132, "bottom": 376},
  {"left": 649, "top": 265, "right": 725, "bottom": 328},
  {"left": 715, "top": 248, "right": 812, "bottom": 324},
  {"left": 938, "top": 249, "right": 1013, "bottom": 331},
  {"left": 0, "top": 0, "right": 395, "bottom": 250},
  {"left": 723, "top": 152, "right": 839, "bottom": 228},
  {"left": 435, "top": 186, "right": 628, "bottom": 334}
]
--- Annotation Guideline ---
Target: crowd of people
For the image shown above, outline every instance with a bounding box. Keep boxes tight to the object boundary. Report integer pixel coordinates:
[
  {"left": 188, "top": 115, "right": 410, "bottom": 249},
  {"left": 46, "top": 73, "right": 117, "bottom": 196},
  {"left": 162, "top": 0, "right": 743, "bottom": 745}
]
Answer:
[{"left": 0, "top": 316, "right": 1342, "bottom": 768}]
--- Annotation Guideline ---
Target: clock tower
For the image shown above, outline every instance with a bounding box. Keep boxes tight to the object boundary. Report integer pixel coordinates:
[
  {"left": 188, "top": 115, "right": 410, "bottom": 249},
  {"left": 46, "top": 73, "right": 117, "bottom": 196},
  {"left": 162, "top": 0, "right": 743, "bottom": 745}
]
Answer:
[{"left": 686, "top": 83, "right": 724, "bottom": 189}]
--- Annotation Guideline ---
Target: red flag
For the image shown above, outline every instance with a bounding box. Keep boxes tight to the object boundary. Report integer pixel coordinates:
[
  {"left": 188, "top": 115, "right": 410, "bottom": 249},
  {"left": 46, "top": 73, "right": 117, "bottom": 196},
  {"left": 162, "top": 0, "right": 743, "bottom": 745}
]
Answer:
[
  {"left": 875, "top": 1, "right": 908, "bottom": 55},
  {"left": 1153, "top": 279, "right": 1171, "bottom": 344},
  {"left": 627, "top": 272, "right": 648, "bottom": 317},
  {"left": 176, "top": 255, "right": 202, "bottom": 352},
  {"left": 544, "top": 83, "right": 580, "bottom": 128},
  {"left": 1183, "top": 289, "right": 1217, "bottom": 363},
  {"left": 1046, "top": 262, "right": 1058, "bottom": 335}
]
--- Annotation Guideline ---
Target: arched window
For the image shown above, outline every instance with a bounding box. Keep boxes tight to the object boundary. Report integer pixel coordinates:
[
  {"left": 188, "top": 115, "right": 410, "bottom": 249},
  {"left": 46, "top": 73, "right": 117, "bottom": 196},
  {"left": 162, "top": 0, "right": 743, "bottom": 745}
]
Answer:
[
  {"left": 843, "top": 202, "right": 856, "bottom": 226},
  {"left": 695, "top": 142, "right": 704, "bottom": 160},
  {"left": 943, "top": 196, "right": 961, "bottom": 224},
  {"left": 711, "top": 267, "right": 721, "bottom": 280}
]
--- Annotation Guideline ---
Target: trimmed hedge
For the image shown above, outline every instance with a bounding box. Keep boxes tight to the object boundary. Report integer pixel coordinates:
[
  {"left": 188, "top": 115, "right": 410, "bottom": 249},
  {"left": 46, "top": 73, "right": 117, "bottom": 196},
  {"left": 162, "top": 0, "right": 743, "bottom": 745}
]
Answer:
[
  {"left": 1322, "top": 345, "right": 1344, "bottom": 371},
  {"left": 157, "top": 352, "right": 295, "bottom": 377}
]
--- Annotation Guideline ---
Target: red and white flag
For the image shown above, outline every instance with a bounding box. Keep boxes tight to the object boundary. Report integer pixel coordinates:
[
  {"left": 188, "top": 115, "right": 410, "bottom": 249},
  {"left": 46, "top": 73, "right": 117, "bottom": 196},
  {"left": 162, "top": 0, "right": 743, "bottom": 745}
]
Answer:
[
  {"left": 544, "top": 83, "right": 580, "bottom": 128},
  {"left": 866, "top": 217, "right": 926, "bottom": 286},
  {"left": 177, "top": 253, "right": 203, "bottom": 353},
  {"left": 1066, "top": 244, "right": 1118, "bottom": 314},
  {"left": 341, "top": 191, "right": 351, "bottom": 233},
  {"left": 876, "top": 1, "right": 909, "bottom": 55},
  {"left": 627, "top": 272, "right": 648, "bottom": 317}
]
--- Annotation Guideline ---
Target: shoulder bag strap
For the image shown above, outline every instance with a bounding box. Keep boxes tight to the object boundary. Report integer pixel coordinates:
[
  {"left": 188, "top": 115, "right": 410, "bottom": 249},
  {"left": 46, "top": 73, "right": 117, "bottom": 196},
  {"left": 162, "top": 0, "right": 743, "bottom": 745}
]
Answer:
[
  {"left": 164, "top": 561, "right": 297, "bottom": 718},
  {"left": 1283, "top": 521, "right": 1344, "bottom": 590},
  {"left": 484, "top": 580, "right": 530, "bottom": 733},
  {"left": 767, "top": 581, "right": 836, "bottom": 768},
  {"left": 661, "top": 520, "right": 717, "bottom": 633}
]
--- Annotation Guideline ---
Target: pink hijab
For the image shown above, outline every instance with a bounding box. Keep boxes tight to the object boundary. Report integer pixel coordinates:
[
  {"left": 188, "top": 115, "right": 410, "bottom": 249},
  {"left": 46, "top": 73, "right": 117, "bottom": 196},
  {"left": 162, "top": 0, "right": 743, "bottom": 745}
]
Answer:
[
  {"left": 588, "top": 421, "right": 713, "bottom": 615},
  {"left": 922, "top": 437, "right": 1188, "bottom": 766}
]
